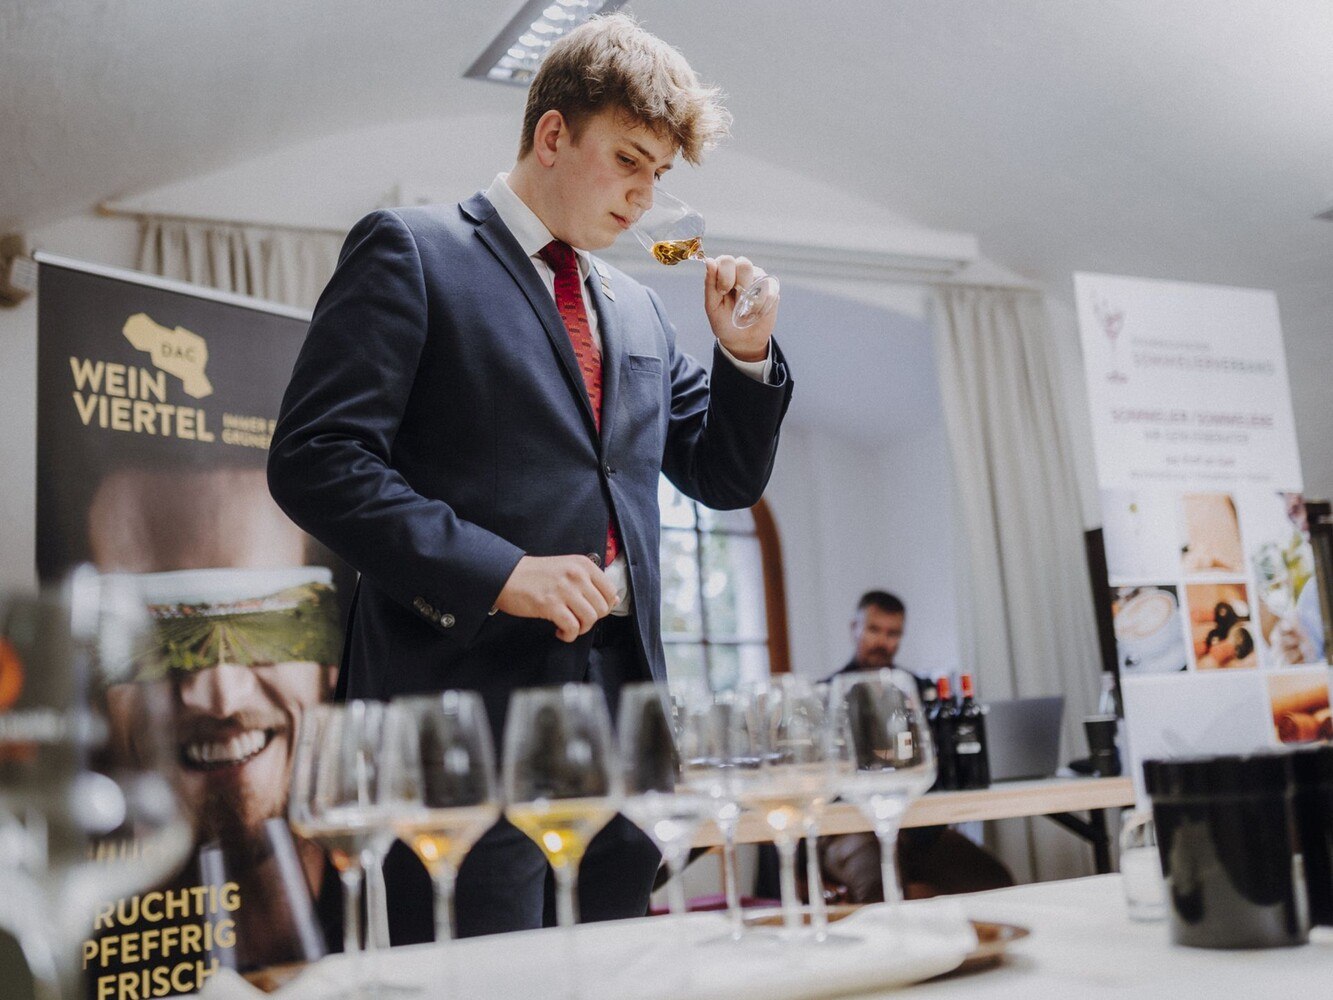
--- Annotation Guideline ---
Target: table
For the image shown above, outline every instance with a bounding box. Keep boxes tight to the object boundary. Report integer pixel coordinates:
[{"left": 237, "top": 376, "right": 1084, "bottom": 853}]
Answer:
[
  {"left": 896, "top": 875, "right": 1333, "bottom": 999},
  {"left": 219, "top": 875, "right": 1333, "bottom": 1000},
  {"left": 692, "top": 775, "right": 1136, "bottom": 873}
]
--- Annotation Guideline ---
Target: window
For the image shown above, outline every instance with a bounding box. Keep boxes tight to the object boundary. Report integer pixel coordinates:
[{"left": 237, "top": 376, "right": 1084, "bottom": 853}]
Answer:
[{"left": 658, "top": 477, "right": 790, "bottom": 691}]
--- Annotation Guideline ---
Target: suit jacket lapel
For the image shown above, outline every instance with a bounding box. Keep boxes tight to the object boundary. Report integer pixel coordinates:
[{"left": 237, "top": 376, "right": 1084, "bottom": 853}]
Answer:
[
  {"left": 462, "top": 193, "right": 599, "bottom": 439},
  {"left": 586, "top": 257, "right": 622, "bottom": 458}
]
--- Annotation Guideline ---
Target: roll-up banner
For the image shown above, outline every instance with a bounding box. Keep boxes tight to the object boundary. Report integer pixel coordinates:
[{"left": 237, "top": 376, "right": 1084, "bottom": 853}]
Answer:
[
  {"left": 33, "top": 254, "right": 352, "bottom": 997},
  {"left": 1075, "top": 272, "right": 1330, "bottom": 801}
]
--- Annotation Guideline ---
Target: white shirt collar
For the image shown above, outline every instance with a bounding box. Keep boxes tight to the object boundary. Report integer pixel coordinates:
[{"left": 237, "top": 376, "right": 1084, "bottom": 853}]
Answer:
[{"left": 485, "top": 173, "right": 592, "bottom": 280}]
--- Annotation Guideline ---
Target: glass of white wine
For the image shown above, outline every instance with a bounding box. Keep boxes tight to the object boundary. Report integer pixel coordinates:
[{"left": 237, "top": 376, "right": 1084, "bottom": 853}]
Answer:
[
  {"left": 383, "top": 691, "right": 500, "bottom": 942},
  {"left": 632, "top": 188, "right": 779, "bottom": 329},
  {"left": 829, "top": 669, "right": 936, "bottom": 910},
  {"left": 288, "top": 701, "right": 404, "bottom": 997},
  {"left": 502, "top": 684, "right": 621, "bottom": 930}
]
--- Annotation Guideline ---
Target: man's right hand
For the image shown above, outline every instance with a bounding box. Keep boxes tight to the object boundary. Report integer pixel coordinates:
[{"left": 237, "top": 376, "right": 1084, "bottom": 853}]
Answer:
[{"left": 494, "top": 555, "right": 617, "bottom": 643}]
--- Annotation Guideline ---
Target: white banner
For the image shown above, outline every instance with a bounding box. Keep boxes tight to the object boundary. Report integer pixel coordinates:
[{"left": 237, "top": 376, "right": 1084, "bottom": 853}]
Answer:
[{"left": 1075, "top": 273, "right": 1329, "bottom": 798}]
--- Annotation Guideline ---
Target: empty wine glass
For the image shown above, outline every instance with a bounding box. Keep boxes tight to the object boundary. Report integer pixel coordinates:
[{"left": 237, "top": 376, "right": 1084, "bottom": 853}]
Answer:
[
  {"left": 288, "top": 701, "right": 404, "bottom": 997},
  {"left": 503, "top": 685, "right": 621, "bottom": 929},
  {"left": 632, "top": 188, "right": 779, "bottom": 328},
  {"left": 741, "top": 677, "right": 835, "bottom": 937},
  {"left": 830, "top": 669, "right": 936, "bottom": 910},
  {"left": 677, "top": 687, "right": 762, "bottom": 941},
  {"left": 384, "top": 691, "right": 500, "bottom": 942},
  {"left": 0, "top": 571, "right": 192, "bottom": 1000},
  {"left": 617, "top": 683, "right": 710, "bottom": 921}
]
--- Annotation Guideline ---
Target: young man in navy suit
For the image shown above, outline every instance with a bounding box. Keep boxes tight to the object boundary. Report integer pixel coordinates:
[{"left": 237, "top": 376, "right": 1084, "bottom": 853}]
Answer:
[{"left": 268, "top": 14, "right": 793, "bottom": 941}]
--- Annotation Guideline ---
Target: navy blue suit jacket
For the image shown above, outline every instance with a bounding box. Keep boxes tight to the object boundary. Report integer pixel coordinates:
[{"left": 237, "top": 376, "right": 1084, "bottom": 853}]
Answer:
[{"left": 268, "top": 193, "right": 793, "bottom": 731}]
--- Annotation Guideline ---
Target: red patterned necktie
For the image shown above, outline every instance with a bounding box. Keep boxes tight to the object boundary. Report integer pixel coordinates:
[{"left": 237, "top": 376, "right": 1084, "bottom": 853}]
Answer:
[{"left": 539, "top": 239, "right": 619, "bottom": 566}]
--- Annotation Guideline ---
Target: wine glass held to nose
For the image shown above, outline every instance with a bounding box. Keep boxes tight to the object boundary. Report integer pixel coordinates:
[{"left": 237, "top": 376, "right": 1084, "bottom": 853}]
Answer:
[{"left": 632, "top": 189, "right": 779, "bottom": 353}]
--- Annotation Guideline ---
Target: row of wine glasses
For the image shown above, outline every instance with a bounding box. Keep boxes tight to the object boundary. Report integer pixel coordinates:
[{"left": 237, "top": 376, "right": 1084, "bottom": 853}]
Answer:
[
  {"left": 676, "top": 670, "right": 936, "bottom": 939},
  {"left": 286, "top": 684, "right": 705, "bottom": 951},
  {"left": 287, "top": 667, "right": 936, "bottom": 975}
]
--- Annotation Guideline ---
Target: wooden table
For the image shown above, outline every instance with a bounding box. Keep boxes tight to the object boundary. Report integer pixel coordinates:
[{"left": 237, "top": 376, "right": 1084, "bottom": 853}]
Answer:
[{"left": 692, "top": 775, "right": 1136, "bottom": 873}]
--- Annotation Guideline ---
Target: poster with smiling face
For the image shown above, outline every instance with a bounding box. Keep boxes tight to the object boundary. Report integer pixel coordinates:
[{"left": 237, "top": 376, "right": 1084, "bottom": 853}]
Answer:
[{"left": 33, "top": 256, "right": 358, "bottom": 996}]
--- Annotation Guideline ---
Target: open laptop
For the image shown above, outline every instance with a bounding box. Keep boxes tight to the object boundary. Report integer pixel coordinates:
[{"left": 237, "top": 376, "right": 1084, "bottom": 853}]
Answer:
[{"left": 984, "top": 696, "right": 1065, "bottom": 781}]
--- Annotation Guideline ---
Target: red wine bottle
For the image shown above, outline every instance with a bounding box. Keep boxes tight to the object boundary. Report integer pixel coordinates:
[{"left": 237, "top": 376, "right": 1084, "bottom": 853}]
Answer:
[
  {"left": 952, "top": 673, "right": 991, "bottom": 789},
  {"left": 930, "top": 676, "right": 958, "bottom": 791}
]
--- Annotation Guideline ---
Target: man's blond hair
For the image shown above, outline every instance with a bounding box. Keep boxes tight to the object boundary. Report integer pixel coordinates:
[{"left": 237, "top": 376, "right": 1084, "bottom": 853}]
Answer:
[{"left": 519, "top": 13, "right": 731, "bottom": 166}]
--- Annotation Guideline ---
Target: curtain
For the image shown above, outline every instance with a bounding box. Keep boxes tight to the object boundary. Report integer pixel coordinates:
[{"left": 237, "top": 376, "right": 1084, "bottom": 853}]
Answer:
[
  {"left": 136, "top": 218, "right": 342, "bottom": 312},
  {"left": 933, "top": 285, "right": 1103, "bottom": 881}
]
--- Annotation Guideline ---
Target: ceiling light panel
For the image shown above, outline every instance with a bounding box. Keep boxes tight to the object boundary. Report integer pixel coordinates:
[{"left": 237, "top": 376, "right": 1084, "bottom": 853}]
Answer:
[{"left": 466, "top": 0, "right": 628, "bottom": 86}]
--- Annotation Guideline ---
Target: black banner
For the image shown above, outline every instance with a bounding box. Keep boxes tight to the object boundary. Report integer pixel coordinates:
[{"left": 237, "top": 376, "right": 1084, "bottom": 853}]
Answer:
[{"left": 35, "top": 257, "right": 348, "bottom": 996}]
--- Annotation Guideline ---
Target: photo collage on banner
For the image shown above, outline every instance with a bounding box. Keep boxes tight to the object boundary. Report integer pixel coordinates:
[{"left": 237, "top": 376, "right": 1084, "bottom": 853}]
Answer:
[
  {"left": 1076, "top": 273, "right": 1331, "bottom": 798},
  {"left": 33, "top": 256, "right": 351, "bottom": 998}
]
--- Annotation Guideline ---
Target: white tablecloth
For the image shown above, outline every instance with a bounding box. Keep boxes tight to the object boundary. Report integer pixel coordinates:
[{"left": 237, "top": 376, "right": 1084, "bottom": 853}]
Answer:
[
  {"left": 199, "top": 875, "right": 1333, "bottom": 999},
  {"left": 199, "top": 899, "right": 976, "bottom": 1000},
  {"left": 899, "top": 875, "right": 1333, "bottom": 1000}
]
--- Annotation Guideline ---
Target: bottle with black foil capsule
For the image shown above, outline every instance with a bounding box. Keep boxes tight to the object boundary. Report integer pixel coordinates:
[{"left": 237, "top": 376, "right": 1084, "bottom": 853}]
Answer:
[
  {"left": 921, "top": 684, "right": 942, "bottom": 791},
  {"left": 929, "top": 676, "right": 958, "bottom": 791},
  {"left": 952, "top": 673, "right": 991, "bottom": 789}
]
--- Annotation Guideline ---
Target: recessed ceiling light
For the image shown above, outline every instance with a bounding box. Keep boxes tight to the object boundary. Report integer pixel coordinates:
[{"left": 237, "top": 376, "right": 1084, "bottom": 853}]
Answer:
[{"left": 465, "top": 0, "right": 628, "bottom": 86}]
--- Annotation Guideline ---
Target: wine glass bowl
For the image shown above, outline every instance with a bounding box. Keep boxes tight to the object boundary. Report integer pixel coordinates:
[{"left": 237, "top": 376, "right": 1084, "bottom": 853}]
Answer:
[
  {"left": 502, "top": 684, "right": 620, "bottom": 930},
  {"left": 384, "top": 691, "right": 500, "bottom": 942},
  {"left": 617, "top": 683, "right": 709, "bottom": 920},
  {"left": 830, "top": 669, "right": 936, "bottom": 907},
  {"left": 742, "top": 678, "right": 835, "bottom": 936},
  {"left": 0, "top": 574, "right": 193, "bottom": 1000},
  {"left": 631, "top": 188, "right": 779, "bottom": 329},
  {"left": 287, "top": 699, "right": 404, "bottom": 995},
  {"left": 677, "top": 686, "right": 764, "bottom": 940}
]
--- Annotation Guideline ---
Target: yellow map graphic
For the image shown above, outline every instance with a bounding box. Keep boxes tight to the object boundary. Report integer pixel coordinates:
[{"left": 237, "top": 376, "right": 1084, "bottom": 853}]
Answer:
[{"left": 122, "top": 313, "right": 213, "bottom": 399}]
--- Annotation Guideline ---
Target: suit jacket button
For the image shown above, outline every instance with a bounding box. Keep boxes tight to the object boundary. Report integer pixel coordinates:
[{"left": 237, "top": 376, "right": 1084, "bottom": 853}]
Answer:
[
  {"left": 413, "top": 597, "right": 426, "bottom": 610},
  {"left": 440, "top": 613, "right": 456, "bottom": 628},
  {"left": 603, "top": 464, "right": 614, "bottom": 476},
  {"left": 586, "top": 552, "right": 601, "bottom": 566}
]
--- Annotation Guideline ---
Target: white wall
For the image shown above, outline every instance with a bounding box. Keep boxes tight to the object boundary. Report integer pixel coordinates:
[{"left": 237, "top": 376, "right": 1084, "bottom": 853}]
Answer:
[{"left": 762, "top": 423, "right": 962, "bottom": 680}]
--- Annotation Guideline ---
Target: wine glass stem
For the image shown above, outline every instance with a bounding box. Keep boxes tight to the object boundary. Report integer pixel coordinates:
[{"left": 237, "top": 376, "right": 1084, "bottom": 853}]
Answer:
[
  {"left": 554, "top": 864, "right": 580, "bottom": 929},
  {"left": 803, "top": 816, "right": 828, "bottom": 940},
  {"left": 665, "top": 849, "right": 693, "bottom": 993},
  {"left": 364, "top": 850, "right": 391, "bottom": 951},
  {"left": 775, "top": 837, "right": 802, "bottom": 936},
  {"left": 554, "top": 865, "right": 581, "bottom": 1000},
  {"left": 665, "top": 849, "right": 688, "bottom": 919},
  {"left": 432, "top": 866, "right": 458, "bottom": 942},
  {"left": 876, "top": 828, "right": 904, "bottom": 907},
  {"left": 720, "top": 821, "right": 744, "bottom": 939},
  {"left": 339, "top": 864, "right": 365, "bottom": 956}
]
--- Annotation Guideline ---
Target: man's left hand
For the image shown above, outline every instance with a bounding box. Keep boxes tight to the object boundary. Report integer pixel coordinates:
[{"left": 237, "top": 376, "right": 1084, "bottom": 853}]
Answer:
[{"left": 705, "top": 255, "right": 778, "bottom": 361}]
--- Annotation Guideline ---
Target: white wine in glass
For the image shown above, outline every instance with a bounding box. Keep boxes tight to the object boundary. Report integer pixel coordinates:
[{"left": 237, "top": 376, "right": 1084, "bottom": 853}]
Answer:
[
  {"left": 384, "top": 691, "right": 500, "bottom": 943},
  {"left": 502, "top": 685, "right": 621, "bottom": 930},
  {"left": 632, "top": 189, "right": 779, "bottom": 329}
]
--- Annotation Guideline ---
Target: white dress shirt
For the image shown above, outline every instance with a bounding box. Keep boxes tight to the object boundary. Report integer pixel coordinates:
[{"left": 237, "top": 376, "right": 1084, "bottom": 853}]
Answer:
[{"left": 484, "top": 173, "right": 772, "bottom": 616}]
